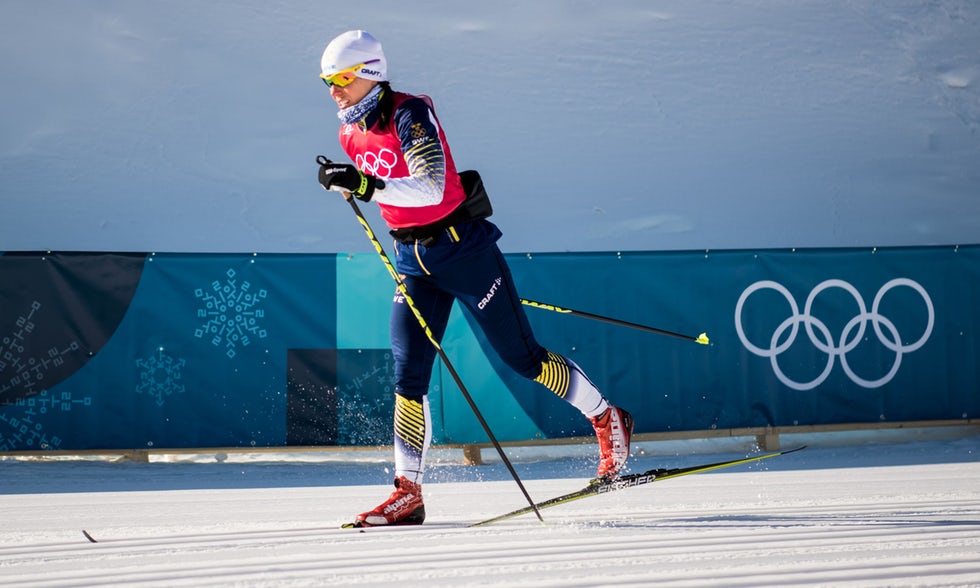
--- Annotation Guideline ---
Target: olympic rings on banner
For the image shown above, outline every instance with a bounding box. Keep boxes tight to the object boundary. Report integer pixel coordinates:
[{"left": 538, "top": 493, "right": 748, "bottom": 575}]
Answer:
[
  {"left": 734, "top": 278, "right": 934, "bottom": 390},
  {"left": 355, "top": 148, "right": 398, "bottom": 179}
]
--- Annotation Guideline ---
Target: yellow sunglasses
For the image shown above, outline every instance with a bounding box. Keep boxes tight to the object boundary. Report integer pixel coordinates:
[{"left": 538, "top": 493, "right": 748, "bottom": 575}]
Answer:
[{"left": 320, "top": 59, "right": 380, "bottom": 88}]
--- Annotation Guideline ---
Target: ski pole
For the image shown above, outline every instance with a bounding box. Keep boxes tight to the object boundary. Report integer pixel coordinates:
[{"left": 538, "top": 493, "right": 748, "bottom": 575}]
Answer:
[
  {"left": 323, "top": 166, "right": 543, "bottom": 523},
  {"left": 520, "top": 299, "right": 710, "bottom": 345}
]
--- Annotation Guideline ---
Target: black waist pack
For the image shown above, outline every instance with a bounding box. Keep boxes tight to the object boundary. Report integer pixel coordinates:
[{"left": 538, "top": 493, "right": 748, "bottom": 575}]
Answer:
[
  {"left": 457, "top": 169, "right": 493, "bottom": 221},
  {"left": 390, "top": 170, "right": 493, "bottom": 245}
]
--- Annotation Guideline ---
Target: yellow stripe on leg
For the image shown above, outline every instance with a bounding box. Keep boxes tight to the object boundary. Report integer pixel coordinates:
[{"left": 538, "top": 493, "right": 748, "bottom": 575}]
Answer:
[
  {"left": 394, "top": 395, "right": 427, "bottom": 451},
  {"left": 534, "top": 352, "right": 571, "bottom": 398}
]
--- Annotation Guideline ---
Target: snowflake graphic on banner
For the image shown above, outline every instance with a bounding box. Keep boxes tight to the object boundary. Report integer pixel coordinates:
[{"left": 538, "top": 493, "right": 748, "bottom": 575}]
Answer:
[
  {"left": 0, "top": 390, "right": 93, "bottom": 451},
  {"left": 194, "top": 268, "right": 268, "bottom": 358},
  {"left": 1, "top": 300, "right": 81, "bottom": 401},
  {"left": 135, "top": 348, "right": 187, "bottom": 406}
]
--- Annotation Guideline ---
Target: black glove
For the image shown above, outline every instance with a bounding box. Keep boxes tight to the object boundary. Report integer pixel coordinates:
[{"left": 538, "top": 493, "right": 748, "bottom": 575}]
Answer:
[{"left": 316, "top": 157, "right": 377, "bottom": 201}]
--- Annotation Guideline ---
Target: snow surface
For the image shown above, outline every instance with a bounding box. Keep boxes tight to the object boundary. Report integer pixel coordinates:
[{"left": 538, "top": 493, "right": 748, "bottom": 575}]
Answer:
[
  {"left": 1, "top": 1, "right": 978, "bottom": 254},
  {"left": 3, "top": 430, "right": 980, "bottom": 587}
]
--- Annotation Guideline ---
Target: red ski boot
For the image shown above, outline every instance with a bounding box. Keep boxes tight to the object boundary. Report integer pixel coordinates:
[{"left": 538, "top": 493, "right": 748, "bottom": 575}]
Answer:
[
  {"left": 353, "top": 476, "right": 426, "bottom": 527},
  {"left": 590, "top": 406, "right": 634, "bottom": 480}
]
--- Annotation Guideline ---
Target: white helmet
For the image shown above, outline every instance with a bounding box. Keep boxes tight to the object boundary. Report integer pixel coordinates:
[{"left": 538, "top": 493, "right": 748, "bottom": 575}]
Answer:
[{"left": 320, "top": 30, "right": 387, "bottom": 82}]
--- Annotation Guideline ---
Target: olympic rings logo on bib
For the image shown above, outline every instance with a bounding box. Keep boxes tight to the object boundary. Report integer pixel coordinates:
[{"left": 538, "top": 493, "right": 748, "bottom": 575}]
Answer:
[
  {"left": 734, "top": 278, "right": 933, "bottom": 390},
  {"left": 356, "top": 148, "right": 398, "bottom": 179}
]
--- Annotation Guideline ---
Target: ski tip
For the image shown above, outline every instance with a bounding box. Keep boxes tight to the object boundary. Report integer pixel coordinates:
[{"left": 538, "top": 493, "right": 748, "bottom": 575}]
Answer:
[
  {"left": 341, "top": 521, "right": 369, "bottom": 532},
  {"left": 695, "top": 332, "right": 709, "bottom": 345},
  {"left": 82, "top": 529, "right": 98, "bottom": 543}
]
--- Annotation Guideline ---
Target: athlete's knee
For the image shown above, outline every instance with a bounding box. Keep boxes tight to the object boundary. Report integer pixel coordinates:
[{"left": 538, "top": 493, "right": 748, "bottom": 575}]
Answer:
[
  {"left": 393, "top": 387, "right": 426, "bottom": 403},
  {"left": 499, "top": 346, "right": 548, "bottom": 380}
]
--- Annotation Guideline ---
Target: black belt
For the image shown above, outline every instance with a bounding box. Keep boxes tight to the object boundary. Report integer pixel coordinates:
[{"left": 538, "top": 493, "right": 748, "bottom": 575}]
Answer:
[{"left": 389, "top": 212, "right": 466, "bottom": 247}]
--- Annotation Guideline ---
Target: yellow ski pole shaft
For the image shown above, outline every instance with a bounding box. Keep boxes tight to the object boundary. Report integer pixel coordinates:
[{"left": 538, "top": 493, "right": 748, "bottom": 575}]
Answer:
[{"left": 521, "top": 299, "right": 710, "bottom": 345}]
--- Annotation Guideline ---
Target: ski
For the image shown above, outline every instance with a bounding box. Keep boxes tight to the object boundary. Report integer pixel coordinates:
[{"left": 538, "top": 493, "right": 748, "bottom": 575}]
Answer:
[{"left": 469, "top": 445, "right": 806, "bottom": 527}]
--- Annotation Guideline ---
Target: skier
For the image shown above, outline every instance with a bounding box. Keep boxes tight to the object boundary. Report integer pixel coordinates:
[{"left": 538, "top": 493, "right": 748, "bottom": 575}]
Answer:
[{"left": 316, "top": 30, "right": 633, "bottom": 526}]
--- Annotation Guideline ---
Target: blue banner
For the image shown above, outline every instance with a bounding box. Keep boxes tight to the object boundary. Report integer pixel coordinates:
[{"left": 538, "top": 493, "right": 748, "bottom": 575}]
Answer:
[{"left": 1, "top": 245, "right": 976, "bottom": 450}]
